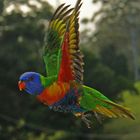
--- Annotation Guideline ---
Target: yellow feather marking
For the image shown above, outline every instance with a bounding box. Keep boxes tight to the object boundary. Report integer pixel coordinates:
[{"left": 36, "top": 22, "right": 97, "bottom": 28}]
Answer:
[
  {"left": 103, "top": 108, "right": 117, "bottom": 118},
  {"left": 70, "top": 45, "right": 77, "bottom": 49},
  {"left": 70, "top": 29, "right": 75, "bottom": 35},
  {"left": 70, "top": 21, "right": 75, "bottom": 28},
  {"left": 49, "top": 21, "right": 53, "bottom": 28},
  {"left": 109, "top": 108, "right": 120, "bottom": 117},
  {"left": 94, "top": 100, "right": 135, "bottom": 120},
  {"left": 52, "top": 83, "right": 58, "bottom": 94},
  {"left": 52, "top": 19, "right": 59, "bottom": 29},
  {"left": 111, "top": 108, "right": 123, "bottom": 117},
  {"left": 70, "top": 33, "right": 76, "bottom": 40},
  {"left": 49, "top": 20, "right": 66, "bottom": 36},
  {"left": 55, "top": 20, "right": 64, "bottom": 30},
  {"left": 95, "top": 106, "right": 113, "bottom": 118},
  {"left": 60, "top": 29, "right": 66, "bottom": 35},
  {"left": 58, "top": 24, "right": 66, "bottom": 33},
  {"left": 48, "top": 82, "right": 61, "bottom": 96},
  {"left": 70, "top": 15, "right": 75, "bottom": 23},
  {"left": 96, "top": 106, "right": 107, "bottom": 116},
  {"left": 50, "top": 20, "right": 56, "bottom": 28},
  {"left": 70, "top": 27, "right": 75, "bottom": 34},
  {"left": 69, "top": 49, "right": 77, "bottom": 54},
  {"left": 112, "top": 107, "right": 130, "bottom": 118},
  {"left": 104, "top": 100, "right": 135, "bottom": 119},
  {"left": 70, "top": 39, "right": 76, "bottom": 45}
]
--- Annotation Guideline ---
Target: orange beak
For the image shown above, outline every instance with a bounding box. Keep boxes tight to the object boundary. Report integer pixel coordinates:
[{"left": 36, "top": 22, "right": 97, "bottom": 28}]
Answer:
[{"left": 18, "top": 81, "right": 26, "bottom": 91}]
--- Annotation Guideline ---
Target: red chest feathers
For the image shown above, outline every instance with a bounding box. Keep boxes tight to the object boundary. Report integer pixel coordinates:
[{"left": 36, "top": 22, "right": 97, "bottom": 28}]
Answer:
[{"left": 37, "top": 82, "right": 70, "bottom": 106}]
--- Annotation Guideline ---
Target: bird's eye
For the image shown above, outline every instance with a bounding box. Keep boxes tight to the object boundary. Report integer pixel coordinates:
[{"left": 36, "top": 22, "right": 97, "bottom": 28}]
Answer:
[{"left": 28, "top": 76, "right": 34, "bottom": 81}]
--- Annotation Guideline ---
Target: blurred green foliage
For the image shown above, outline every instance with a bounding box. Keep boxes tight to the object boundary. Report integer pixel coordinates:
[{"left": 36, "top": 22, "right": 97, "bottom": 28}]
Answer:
[
  {"left": 104, "top": 82, "right": 140, "bottom": 140},
  {"left": 92, "top": 0, "right": 140, "bottom": 81},
  {"left": 0, "top": 0, "right": 140, "bottom": 140}
]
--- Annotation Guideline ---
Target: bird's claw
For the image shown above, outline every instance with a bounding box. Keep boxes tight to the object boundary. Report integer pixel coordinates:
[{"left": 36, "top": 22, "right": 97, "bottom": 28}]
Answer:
[
  {"left": 81, "top": 113, "right": 92, "bottom": 128},
  {"left": 94, "top": 112, "right": 102, "bottom": 124}
]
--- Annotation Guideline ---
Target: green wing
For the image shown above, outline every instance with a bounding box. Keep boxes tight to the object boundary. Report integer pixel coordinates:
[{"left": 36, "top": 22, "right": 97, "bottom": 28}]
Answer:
[
  {"left": 43, "top": 4, "right": 73, "bottom": 77},
  {"left": 80, "top": 85, "right": 135, "bottom": 119}
]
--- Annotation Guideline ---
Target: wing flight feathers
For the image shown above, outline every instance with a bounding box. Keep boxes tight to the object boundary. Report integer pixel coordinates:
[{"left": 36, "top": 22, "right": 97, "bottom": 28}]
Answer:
[
  {"left": 43, "top": 4, "right": 73, "bottom": 76},
  {"left": 58, "top": 0, "right": 84, "bottom": 84}
]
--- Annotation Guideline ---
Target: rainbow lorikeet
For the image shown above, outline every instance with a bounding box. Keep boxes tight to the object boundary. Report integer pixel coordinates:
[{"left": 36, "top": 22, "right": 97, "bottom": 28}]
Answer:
[{"left": 18, "top": 0, "right": 135, "bottom": 128}]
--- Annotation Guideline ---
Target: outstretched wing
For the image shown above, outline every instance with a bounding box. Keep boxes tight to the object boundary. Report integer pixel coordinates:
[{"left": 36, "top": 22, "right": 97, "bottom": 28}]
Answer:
[
  {"left": 58, "top": 0, "right": 84, "bottom": 84},
  {"left": 43, "top": 4, "right": 73, "bottom": 77},
  {"left": 81, "top": 86, "right": 135, "bottom": 120}
]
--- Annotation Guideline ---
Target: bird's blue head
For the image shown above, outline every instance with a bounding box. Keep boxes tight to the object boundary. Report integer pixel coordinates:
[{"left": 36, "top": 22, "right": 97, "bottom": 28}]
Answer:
[{"left": 18, "top": 72, "right": 44, "bottom": 95}]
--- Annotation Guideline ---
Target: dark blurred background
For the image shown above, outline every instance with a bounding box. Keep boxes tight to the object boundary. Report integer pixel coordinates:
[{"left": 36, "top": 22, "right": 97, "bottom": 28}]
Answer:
[{"left": 0, "top": 0, "right": 140, "bottom": 140}]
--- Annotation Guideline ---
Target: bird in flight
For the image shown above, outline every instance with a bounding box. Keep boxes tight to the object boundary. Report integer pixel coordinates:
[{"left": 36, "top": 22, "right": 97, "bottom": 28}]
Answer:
[{"left": 18, "top": 0, "right": 135, "bottom": 128}]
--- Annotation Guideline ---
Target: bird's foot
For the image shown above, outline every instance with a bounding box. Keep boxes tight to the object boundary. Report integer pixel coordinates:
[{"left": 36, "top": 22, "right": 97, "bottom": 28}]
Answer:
[
  {"left": 81, "top": 113, "right": 92, "bottom": 128},
  {"left": 94, "top": 111, "right": 102, "bottom": 124}
]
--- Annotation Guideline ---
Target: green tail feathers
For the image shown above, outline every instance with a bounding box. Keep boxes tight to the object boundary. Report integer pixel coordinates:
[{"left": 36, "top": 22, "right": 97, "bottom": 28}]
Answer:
[{"left": 80, "top": 85, "right": 135, "bottom": 120}]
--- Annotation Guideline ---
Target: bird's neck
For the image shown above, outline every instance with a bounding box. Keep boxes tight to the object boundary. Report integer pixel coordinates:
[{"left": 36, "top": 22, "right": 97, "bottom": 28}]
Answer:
[{"left": 40, "top": 75, "right": 57, "bottom": 88}]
